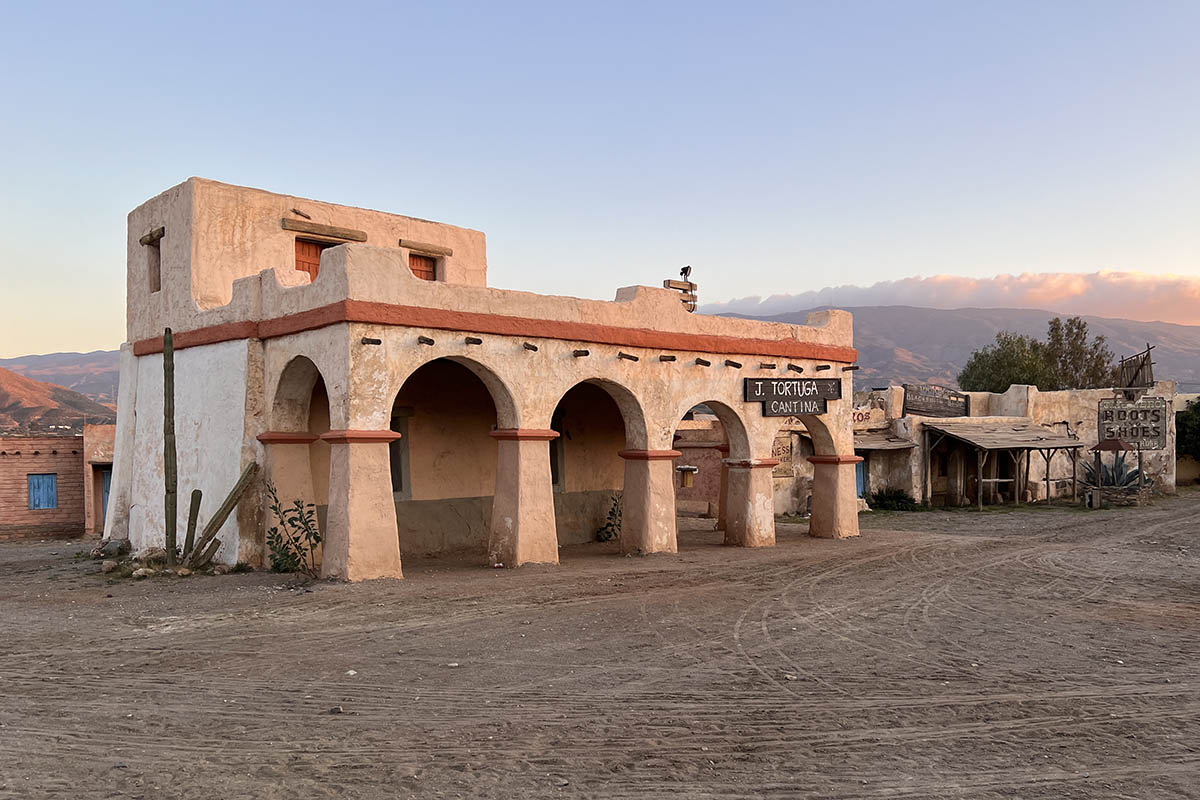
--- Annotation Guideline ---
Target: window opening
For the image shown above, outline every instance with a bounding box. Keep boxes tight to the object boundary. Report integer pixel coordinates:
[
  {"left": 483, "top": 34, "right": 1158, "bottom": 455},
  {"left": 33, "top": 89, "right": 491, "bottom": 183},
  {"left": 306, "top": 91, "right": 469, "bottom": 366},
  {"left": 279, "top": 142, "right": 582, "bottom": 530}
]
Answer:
[
  {"left": 27, "top": 473, "right": 57, "bottom": 509},
  {"left": 409, "top": 253, "right": 438, "bottom": 281}
]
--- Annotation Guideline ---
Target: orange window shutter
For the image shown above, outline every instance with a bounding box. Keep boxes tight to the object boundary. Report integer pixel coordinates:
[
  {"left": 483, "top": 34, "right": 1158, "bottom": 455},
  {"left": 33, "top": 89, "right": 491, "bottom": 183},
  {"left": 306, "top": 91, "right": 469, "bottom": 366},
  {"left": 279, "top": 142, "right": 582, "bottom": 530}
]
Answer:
[
  {"left": 295, "top": 240, "right": 325, "bottom": 279},
  {"left": 409, "top": 253, "right": 437, "bottom": 281}
]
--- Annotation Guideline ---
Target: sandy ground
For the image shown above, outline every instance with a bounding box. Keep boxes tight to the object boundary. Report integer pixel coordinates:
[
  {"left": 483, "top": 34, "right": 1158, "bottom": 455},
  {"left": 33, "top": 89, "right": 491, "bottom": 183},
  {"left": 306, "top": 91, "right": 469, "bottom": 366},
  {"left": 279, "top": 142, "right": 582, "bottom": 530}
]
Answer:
[{"left": 2, "top": 493, "right": 1199, "bottom": 799}]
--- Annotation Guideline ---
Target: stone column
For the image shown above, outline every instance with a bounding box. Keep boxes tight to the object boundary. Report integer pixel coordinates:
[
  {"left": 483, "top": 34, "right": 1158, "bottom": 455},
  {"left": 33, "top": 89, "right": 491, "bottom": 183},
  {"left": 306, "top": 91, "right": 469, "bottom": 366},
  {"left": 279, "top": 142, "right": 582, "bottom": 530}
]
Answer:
[
  {"left": 807, "top": 455, "right": 862, "bottom": 539},
  {"left": 724, "top": 459, "right": 778, "bottom": 547},
  {"left": 488, "top": 429, "right": 559, "bottom": 567},
  {"left": 321, "top": 430, "right": 404, "bottom": 580},
  {"left": 618, "top": 449, "right": 680, "bottom": 555},
  {"left": 716, "top": 443, "right": 730, "bottom": 532}
]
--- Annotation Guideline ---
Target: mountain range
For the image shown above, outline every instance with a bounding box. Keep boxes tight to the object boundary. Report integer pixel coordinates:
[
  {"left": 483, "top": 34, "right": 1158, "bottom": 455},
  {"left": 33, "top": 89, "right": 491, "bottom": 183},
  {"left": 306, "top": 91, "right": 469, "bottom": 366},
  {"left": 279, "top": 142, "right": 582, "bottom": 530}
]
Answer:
[
  {"left": 0, "top": 365, "right": 116, "bottom": 432},
  {"left": 0, "top": 306, "right": 1197, "bottom": 428}
]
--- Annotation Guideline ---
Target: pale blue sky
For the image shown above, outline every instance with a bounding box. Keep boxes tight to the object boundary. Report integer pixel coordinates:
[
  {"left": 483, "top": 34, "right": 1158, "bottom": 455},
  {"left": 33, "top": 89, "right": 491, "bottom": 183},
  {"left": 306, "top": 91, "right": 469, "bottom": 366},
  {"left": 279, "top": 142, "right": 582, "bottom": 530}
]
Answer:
[{"left": 1, "top": 1, "right": 1198, "bottom": 357}]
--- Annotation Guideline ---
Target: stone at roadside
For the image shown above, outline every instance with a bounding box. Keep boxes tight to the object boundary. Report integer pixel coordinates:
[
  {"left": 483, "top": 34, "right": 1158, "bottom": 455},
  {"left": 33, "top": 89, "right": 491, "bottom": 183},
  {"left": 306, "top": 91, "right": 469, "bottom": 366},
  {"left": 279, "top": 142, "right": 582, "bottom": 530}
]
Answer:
[
  {"left": 213, "top": 564, "right": 231, "bottom": 575},
  {"left": 91, "top": 539, "right": 130, "bottom": 560},
  {"left": 140, "top": 547, "right": 169, "bottom": 566},
  {"left": 101, "top": 560, "right": 118, "bottom": 573},
  {"left": 176, "top": 568, "right": 192, "bottom": 577},
  {"left": 132, "top": 568, "right": 156, "bottom": 579}
]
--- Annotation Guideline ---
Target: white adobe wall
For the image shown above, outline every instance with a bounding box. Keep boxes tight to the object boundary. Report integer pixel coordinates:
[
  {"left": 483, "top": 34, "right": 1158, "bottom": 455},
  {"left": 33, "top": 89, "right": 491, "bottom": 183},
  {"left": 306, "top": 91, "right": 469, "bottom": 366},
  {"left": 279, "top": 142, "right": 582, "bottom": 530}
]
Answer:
[{"left": 127, "top": 339, "right": 251, "bottom": 563}]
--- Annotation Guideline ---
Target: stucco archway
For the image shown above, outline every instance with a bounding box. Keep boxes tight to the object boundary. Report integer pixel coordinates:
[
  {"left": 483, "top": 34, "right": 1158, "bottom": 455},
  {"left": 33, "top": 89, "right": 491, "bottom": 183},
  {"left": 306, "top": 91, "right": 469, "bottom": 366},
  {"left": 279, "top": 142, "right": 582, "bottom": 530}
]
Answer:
[
  {"left": 387, "top": 357, "right": 510, "bottom": 560},
  {"left": 548, "top": 379, "right": 646, "bottom": 552}
]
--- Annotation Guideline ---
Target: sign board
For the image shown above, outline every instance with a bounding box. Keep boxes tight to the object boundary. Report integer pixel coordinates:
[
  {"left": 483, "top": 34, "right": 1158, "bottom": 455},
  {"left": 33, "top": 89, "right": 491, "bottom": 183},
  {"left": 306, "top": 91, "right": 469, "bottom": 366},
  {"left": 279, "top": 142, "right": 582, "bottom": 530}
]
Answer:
[
  {"left": 744, "top": 377, "right": 841, "bottom": 418},
  {"left": 1097, "top": 396, "right": 1168, "bottom": 450},
  {"left": 902, "top": 383, "right": 970, "bottom": 418},
  {"left": 771, "top": 434, "right": 793, "bottom": 478},
  {"left": 851, "top": 405, "right": 887, "bottom": 430}
]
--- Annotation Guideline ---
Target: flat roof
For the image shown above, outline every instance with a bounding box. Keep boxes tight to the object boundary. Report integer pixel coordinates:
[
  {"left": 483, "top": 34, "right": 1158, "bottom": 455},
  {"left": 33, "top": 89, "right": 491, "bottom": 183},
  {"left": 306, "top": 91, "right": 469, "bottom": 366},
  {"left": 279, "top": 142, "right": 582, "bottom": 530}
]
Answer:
[
  {"left": 854, "top": 430, "right": 917, "bottom": 450},
  {"left": 925, "top": 421, "right": 1084, "bottom": 451}
]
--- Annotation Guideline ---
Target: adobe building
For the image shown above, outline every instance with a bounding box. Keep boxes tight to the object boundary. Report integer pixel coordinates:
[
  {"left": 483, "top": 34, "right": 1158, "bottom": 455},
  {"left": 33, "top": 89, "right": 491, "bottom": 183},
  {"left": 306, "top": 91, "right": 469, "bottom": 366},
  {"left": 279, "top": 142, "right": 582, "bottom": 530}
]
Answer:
[
  {"left": 0, "top": 425, "right": 115, "bottom": 541},
  {"left": 848, "top": 382, "right": 1181, "bottom": 506},
  {"left": 104, "top": 178, "right": 863, "bottom": 580}
]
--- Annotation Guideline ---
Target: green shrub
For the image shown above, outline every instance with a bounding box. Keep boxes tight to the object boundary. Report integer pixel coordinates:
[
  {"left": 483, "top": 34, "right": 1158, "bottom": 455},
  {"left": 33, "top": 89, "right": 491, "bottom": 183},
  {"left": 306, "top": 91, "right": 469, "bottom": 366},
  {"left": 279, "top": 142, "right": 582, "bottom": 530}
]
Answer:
[
  {"left": 596, "top": 494, "right": 621, "bottom": 542},
  {"left": 265, "top": 481, "right": 322, "bottom": 578},
  {"left": 868, "top": 488, "right": 923, "bottom": 511}
]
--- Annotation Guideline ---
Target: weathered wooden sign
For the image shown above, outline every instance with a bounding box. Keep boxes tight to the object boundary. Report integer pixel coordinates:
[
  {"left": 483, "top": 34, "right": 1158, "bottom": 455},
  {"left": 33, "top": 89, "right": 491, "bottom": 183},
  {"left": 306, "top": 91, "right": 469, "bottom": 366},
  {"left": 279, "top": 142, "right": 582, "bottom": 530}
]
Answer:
[
  {"left": 771, "top": 434, "right": 793, "bottom": 477},
  {"left": 1098, "top": 396, "right": 1167, "bottom": 450},
  {"left": 744, "top": 378, "right": 841, "bottom": 417},
  {"left": 902, "top": 383, "right": 970, "bottom": 418}
]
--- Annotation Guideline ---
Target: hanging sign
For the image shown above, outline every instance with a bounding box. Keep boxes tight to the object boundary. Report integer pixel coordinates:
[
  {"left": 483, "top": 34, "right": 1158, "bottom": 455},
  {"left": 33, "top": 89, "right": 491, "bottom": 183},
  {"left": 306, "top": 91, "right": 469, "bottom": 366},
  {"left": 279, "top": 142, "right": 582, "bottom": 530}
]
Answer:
[
  {"left": 902, "top": 383, "right": 970, "bottom": 417},
  {"left": 1097, "top": 396, "right": 1167, "bottom": 450},
  {"left": 744, "top": 378, "right": 841, "bottom": 417}
]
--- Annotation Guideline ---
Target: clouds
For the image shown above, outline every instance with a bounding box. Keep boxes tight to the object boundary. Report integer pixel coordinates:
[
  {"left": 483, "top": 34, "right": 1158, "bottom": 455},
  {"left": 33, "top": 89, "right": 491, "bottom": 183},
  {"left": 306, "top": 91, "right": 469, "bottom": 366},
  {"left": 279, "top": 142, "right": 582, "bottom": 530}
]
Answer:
[{"left": 702, "top": 271, "right": 1200, "bottom": 325}]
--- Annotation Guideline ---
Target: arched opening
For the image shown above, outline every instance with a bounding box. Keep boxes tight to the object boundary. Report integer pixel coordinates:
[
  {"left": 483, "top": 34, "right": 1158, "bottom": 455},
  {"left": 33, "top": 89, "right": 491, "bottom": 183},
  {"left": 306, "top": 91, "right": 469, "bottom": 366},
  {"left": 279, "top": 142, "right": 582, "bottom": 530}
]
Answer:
[
  {"left": 388, "top": 358, "right": 506, "bottom": 560},
  {"left": 670, "top": 400, "right": 753, "bottom": 549},
  {"left": 266, "top": 355, "right": 331, "bottom": 564},
  {"left": 548, "top": 381, "right": 631, "bottom": 554}
]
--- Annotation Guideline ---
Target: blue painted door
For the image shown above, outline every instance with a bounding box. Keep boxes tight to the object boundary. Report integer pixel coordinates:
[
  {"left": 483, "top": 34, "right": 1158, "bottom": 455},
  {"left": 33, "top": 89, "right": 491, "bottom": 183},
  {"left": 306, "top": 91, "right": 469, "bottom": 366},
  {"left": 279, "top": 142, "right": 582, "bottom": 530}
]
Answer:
[
  {"left": 100, "top": 468, "right": 113, "bottom": 525},
  {"left": 855, "top": 458, "right": 867, "bottom": 498}
]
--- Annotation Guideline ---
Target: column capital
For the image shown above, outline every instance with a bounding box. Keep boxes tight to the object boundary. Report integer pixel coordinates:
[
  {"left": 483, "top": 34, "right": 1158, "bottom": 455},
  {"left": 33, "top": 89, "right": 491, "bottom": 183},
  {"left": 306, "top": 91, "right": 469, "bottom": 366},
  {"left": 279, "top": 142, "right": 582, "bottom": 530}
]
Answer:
[
  {"left": 618, "top": 449, "right": 682, "bottom": 460},
  {"left": 723, "top": 458, "right": 781, "bottom": 469},
  {"left": 807, "top": 454, "right": 864, "bottom": 464},
  {"left": 489, "top": 428, "right": 560, "bottom": 441},
  {"left": 257, "top": 431, "right": 320, "bottom": 444},
  {"left": 319, "top": 429, "right": 403, "bottom": 444}
]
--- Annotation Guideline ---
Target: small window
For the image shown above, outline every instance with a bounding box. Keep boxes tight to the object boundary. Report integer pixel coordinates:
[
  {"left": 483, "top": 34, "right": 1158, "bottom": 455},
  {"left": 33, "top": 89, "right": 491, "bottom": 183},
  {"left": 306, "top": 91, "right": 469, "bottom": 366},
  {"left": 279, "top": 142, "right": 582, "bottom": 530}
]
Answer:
[
  {"left": 140, "top": 226, "right": 165, "bottom": 293},
  {"left": 409, "top": 253, "right": 438, "bottom": 281},
  {"left": 147, "top": 240, "right": 161, "bottom": 293},
  {"left": 937, "top": 454, "right": 949, "bottom": 478},
  {"left": 28, "top": 474, "right": 57, "bottom": 510},
  {"left": 295, "top": 239, "right": 334, "bottom": 280}
]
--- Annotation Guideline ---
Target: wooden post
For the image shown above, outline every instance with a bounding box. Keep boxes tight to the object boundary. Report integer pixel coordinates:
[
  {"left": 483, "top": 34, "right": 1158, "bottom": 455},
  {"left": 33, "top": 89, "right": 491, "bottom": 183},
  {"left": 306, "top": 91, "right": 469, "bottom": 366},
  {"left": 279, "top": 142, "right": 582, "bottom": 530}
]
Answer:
[
  {"left": 1042, "top": 448, "right": 1056, "bottom": 506},
  {"left": 923, "top": 427, "right": 931, "bottom": 505},
  {"left": 163, "top": 327, "right": 177, "bottom": 567},
  {"left": 1070, "top": 450, "right": 1078, "bottom": 501},
  {"left": 1137, "top": 446, "right": 1144, "bottom": 487},
  {"left": 1007, "top": 451, "right": 1020, "bottom": 506},
  {"left": 976, "top": 448, "right": 984, "bottom": 511}
]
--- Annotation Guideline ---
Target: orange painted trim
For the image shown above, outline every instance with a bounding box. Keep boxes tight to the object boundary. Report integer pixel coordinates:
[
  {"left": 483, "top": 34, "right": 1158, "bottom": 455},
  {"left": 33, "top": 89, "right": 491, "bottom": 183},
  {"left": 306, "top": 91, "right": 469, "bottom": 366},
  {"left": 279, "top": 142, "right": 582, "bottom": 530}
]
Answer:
[
  {"left": 133, "top": 320, "right": 259, "bottom": 356},
  {"left": 132, "top": 299, "right": 858, "bottom": 362},
  {"left": 257, "top": 432, "right": 320, "bottom": 444},
  {"left": 618, "top": 449, "right": 683, "bottom": 460},
  {"left": 807, "top": 455, "right": 864, "bottom": 465},
  {"left": 489, "top": 428, "right": 560, "bottom": 441},
  {"left": 723, "top": 458, "right": 781, "bottom": 469},
  {"left": 319, "top": 429, "right": 403, "bottom": 444}
]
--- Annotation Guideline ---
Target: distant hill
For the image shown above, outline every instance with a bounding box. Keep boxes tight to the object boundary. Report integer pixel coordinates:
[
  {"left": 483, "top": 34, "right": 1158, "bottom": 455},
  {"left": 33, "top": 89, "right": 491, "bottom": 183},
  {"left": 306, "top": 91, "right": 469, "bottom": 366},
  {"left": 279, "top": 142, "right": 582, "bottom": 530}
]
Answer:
[
  {"left": 0, "top": 365, "right": 117, "bottom": 432},
  {"left": 728, "top": 306, "right": 1200, "bottom": 392},
  {"left": 0, "top": 350, "right": 120, "bottom": 407}
]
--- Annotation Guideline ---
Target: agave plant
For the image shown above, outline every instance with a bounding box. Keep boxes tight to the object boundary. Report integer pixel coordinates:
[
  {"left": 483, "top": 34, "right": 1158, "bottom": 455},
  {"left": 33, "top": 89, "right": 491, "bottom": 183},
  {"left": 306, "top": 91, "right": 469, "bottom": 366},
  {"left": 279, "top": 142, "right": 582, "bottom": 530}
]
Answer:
[{"left": 1083, "top": 453, "right": 1143, "bottom": 488}]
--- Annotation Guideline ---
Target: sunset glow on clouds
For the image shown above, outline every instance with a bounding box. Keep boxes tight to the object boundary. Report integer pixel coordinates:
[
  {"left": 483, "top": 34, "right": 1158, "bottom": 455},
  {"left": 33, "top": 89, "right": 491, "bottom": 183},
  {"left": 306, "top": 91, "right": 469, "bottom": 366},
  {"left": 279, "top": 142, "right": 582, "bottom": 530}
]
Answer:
[{"left": 704, "top": 271, "right": 1200, "bottom": 326}]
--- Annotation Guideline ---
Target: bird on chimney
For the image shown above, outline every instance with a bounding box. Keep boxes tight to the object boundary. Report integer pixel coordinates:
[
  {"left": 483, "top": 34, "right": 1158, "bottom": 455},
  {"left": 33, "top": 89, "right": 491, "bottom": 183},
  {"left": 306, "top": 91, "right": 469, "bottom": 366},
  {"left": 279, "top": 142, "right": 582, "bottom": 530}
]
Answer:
[{"left": 680, "top": 265, "right": 692, "bottom": 280}]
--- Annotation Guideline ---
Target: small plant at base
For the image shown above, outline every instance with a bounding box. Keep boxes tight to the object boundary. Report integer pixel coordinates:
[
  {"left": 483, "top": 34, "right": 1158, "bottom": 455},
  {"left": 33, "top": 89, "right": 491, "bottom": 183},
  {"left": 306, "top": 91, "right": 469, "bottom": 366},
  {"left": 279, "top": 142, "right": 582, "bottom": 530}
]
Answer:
[
  {"left": 596, "top": 494, "right": 622, "bottom": 542},
  {"left": 266, "top": 481, "right": 322, "bottom": 578},
  {"left": 868, "top": 488, "right": 923, "bottom": 511}
]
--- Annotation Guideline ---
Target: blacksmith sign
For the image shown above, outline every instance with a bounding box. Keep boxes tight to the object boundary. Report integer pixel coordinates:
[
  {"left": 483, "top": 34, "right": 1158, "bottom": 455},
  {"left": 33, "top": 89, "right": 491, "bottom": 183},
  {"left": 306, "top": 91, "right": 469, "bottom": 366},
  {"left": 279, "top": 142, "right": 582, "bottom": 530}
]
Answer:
[
  {"left": 902, "top": 383, "right": 970, "bottom": 418},
  {"left": 744, "top": 378, "right": 841, "bottom": 417},
  {"left": 1097, "top": 396, "right": 1168, "bottom": 450}
]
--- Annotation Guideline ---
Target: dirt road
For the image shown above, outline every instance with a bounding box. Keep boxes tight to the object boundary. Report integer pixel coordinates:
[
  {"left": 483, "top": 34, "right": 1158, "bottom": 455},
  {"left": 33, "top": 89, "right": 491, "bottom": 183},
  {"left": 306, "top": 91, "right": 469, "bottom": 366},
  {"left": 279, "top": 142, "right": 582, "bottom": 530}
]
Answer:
[{"left": 2, "top": 494, "right": 1198, "bottom": 798}]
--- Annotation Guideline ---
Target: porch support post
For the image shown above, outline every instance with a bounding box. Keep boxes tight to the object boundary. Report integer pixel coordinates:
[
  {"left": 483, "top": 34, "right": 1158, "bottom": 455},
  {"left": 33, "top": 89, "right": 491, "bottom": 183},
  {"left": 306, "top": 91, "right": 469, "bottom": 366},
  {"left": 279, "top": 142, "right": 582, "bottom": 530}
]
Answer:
[
  {"left": 320, "top": 430, "right": 403, "bottom": 581},
  {"left": 716, "top": 443, "right": 730, "bottom": 531},
  {"left": 976, "top": 448, "right": 985, "bottom": 511},
  {"left": 725, "top": 458, "right": 781, "bottom": 546},
  {"left": 489, "top": 429, "right": 560, "bottom": 567},
  {"left": 806, "top": 454, "right": 863, "bottom": 540},
  {"left": 618, "top": 449, "right": 680, "bottom": 555}
]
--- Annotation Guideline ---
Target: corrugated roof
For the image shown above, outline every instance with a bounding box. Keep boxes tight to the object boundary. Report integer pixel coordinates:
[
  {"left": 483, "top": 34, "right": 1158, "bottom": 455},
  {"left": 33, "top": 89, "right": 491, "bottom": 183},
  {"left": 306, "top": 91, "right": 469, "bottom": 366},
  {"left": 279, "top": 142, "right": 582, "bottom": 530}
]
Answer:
[
  {"left": 854, "top": 430, "right": 917, "bottom": 450},
  {"left": 924, "top": 421, "right": 1084, "bottom": 451}
]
